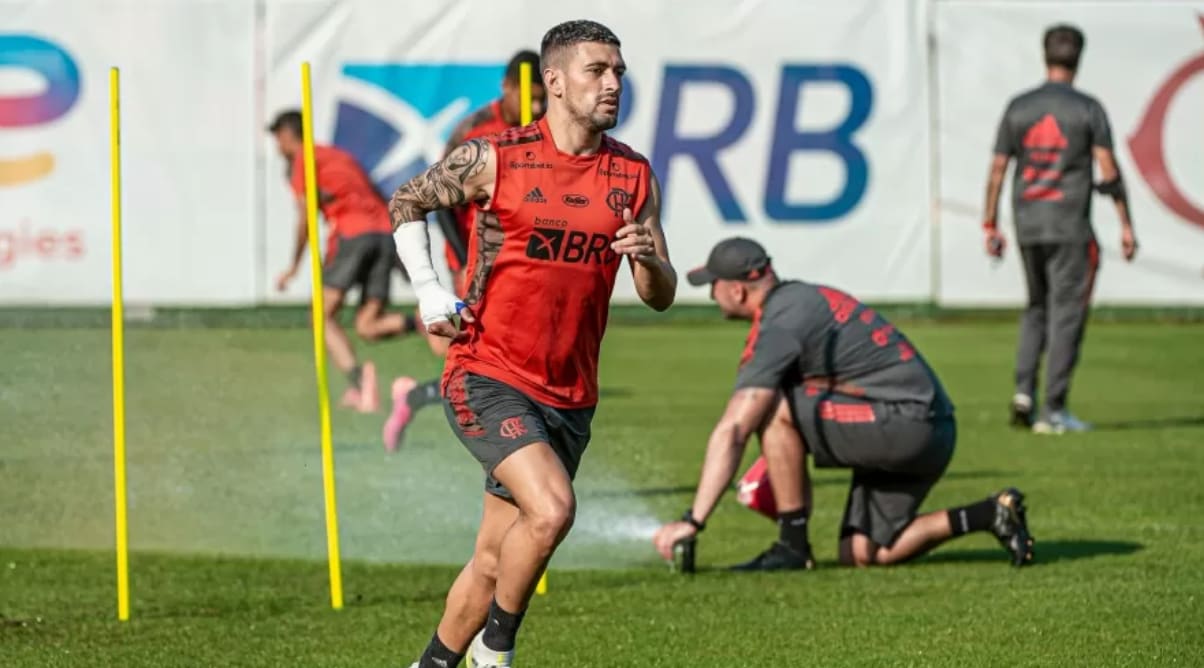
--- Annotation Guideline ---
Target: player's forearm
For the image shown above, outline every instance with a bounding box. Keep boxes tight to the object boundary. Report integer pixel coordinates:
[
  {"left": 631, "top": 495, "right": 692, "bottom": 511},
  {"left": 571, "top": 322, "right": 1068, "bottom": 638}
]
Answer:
[
  {"left": 690, "top": 422, "right": 750, "bottom": 523},
  {"left": 289, "top": 220, "right": 308, "bottom": 269},
  {"left": 983, "top": 169, "right": 1006, "bottom": 224},
  {"left": 633, "top": 259, "right": 677, "bottom": 311}
]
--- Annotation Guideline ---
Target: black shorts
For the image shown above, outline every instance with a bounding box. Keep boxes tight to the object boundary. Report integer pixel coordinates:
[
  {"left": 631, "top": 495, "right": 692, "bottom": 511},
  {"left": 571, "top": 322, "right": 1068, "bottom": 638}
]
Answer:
[
  {"left": 789, "top": 391, "right": 957, "bottom": 547},
  {"left": 443, "top": 368, "right": 595, "bottom": 500},
  {"left": 323, "top": 233, "right": 397, "bottom": 302}
]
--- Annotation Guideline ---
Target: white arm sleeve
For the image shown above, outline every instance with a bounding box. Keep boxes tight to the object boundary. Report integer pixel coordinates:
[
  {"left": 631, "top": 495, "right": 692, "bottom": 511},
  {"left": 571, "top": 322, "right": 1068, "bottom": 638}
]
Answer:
[
  {"left": 394, "top": 221, "right": 463, "bottom": 326},
  {"left": 393, "top": 220, "right": 440, "bottom": 290}
]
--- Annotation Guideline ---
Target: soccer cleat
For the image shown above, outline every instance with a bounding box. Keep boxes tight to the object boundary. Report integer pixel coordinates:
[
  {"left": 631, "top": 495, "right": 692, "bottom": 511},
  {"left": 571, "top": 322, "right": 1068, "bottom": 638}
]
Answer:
[
  {"left": 1010, "top": 394, "right": 1034, "bottom": 429},
  {"left": 358, "top": 361, "right": 380, "bottom": 413},
  {"left": 382, "top": 376, "right": 417, "bottom": 452},
  {"left": 465, "top": 630, "right": 514, "bottom": 668},
  {"left": 990, "top": 487, "right": 1035, "bottom": 566},
  {"left": 730, "top": 541, "right": 815, "bottom": 572},
  {"left": 1032, "top": 410, "right": 1092, "bottom": 435}
]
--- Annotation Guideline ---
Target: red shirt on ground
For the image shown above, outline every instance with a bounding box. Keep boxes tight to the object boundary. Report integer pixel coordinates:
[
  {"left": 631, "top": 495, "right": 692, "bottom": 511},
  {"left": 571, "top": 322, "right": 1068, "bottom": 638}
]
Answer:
[{"left": 443, "top": 117, "right": 652, "bottom": 409}]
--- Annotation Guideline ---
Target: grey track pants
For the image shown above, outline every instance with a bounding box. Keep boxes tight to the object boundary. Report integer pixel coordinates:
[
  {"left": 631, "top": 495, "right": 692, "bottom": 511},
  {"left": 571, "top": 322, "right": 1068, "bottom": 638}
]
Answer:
[{"left": 1015, "top": 241, "right": 1100, "bottom": 413}]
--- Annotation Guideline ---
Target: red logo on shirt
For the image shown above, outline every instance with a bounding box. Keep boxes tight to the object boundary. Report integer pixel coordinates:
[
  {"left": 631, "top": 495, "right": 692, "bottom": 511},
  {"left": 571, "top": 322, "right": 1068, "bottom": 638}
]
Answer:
[
  {"left": 1020, "top": 114, "right": 1067, "bottom": 202},
  {"left": 1129, "top": 14, "right": 1204, "bottom": 230}
]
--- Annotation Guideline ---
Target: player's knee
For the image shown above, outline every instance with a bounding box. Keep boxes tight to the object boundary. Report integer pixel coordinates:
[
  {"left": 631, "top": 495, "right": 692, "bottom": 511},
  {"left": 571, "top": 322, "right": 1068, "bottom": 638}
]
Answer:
[
  {"left": 760, "top": 398, "right": 803, "bottom": 449},
  {"left": 354, "top": 320, "right": 379, "bottom": 341},
  {"left": 427, "top": 335, "right": 451, "bottom": 357},
  {"left": 470, "top": 551, "right": 500, "bottom": 584},
  {"left": 840, "top": 535, "right": 876, "bottom": 567},
  {"left": 527, "top": 496, "right": 576, "bottom": 549}
]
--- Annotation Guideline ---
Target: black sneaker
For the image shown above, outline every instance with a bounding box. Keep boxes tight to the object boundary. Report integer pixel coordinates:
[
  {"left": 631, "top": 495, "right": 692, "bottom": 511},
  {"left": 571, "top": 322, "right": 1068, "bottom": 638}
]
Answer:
[
  {"left": 730, "top": 541, "right": 815, "bottom": 572},
  {"left": 1010, "top": 394, "right": 1034, "bottom": 429},
  {"left": 991, "top": 488, "right": 1034, "bottom": 567}
]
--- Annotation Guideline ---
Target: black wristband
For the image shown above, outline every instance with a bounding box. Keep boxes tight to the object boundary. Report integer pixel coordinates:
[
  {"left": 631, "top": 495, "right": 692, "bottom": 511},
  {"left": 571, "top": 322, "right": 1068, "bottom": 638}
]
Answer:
[{"left": 681, "top": 509, "right": 705, "bottom": 532}]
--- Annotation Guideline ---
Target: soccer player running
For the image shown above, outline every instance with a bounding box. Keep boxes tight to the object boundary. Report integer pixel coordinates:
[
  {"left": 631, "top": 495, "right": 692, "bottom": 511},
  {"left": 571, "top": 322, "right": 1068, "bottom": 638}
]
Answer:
[
  {"left": 982, "top": 24, "right": 1137, "bottom": 434},
  {"left": 384, "top": 49, "right": 547, "bottom": 452},
  {"left": 269, "top": 110, "right": 419, "bottom": 413},
  {"left": 390, "top": 21, "right": 675, "bottom": 668},
  {"left": 652, "top": 238, "right": 1033, "bottom": 571}
]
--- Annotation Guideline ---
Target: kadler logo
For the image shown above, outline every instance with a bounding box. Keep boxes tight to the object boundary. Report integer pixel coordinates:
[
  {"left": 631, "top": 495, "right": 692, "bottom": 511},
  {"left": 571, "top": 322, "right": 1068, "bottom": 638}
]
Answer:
[
  {"left": 0, "top": 34, "right": 81, "bottom": 186},
  {"left": 1128, "top": 15, "right": 1204, "bottom": 231}
]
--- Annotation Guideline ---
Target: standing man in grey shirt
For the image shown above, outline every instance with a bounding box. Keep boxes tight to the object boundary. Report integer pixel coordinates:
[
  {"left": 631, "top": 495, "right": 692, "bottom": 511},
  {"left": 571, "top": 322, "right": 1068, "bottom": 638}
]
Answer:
[
  {"left": 982, "top": 24, "right": 1138, "bottom": 434},
  {"left": 652, "top": 238, "right": 1034, "bottom": 571}
]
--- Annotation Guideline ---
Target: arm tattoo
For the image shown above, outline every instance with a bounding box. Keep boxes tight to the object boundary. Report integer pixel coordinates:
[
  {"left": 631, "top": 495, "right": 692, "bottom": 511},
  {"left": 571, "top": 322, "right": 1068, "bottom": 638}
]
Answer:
[{"left": 389, "top": 139, "right": 490, "bottom": 229}]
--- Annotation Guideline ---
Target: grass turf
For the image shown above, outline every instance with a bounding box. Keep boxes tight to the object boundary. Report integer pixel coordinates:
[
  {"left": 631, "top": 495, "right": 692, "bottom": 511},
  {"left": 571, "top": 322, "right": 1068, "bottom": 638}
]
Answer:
[{"left": 2, "top": 319, "right": 1203, "bottom": 666}]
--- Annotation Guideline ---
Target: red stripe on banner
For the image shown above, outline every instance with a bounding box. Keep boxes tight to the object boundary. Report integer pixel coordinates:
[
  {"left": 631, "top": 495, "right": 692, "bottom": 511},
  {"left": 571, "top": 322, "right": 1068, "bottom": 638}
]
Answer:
[{"left": 818, "top": 401, "right": 876, "bottom": 424}]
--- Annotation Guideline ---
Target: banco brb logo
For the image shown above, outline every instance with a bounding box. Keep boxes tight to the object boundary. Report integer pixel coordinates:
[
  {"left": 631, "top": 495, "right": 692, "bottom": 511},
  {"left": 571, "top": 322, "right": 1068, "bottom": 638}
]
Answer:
[
  {"left": 0, "top": 34, "right": 81, "bottom": 186},
  {"left": 1128, "top": 15, "right": 1204, "bottom": 230}
]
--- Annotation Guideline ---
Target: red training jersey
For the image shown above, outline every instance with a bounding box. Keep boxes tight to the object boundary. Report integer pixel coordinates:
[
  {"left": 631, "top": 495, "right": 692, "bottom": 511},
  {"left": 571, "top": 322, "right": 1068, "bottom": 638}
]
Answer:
[
  {"left": 443, "top": 116, "right": 652, "bottom": 409},
  {"left": 446, "top": 101, "right": 511, "bottom": 275},
  {"left": 289, "top": 145, "right": 392, "bottom": 246}
]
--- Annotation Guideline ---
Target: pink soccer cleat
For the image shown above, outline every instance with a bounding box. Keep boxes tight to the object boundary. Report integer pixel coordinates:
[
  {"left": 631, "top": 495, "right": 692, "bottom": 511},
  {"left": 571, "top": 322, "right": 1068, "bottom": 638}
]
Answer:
[
  {"left": 382, "top": 376, "right": 417, "bottom": 452},
  {"left": 358, "top": 362, "right": 380, "bottom": 413}
]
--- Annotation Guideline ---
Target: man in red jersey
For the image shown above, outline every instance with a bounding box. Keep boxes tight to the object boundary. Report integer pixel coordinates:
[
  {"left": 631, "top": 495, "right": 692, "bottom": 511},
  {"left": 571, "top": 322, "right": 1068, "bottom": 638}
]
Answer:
[
  {"left": 383, "top": 50, "right": 546, "bottom": 451},
  {"left": 389, "top": 21, "right": 676, "bottom": 668},
  {"left": 269, "top": 110, "right": 418, "bottom": 413}
]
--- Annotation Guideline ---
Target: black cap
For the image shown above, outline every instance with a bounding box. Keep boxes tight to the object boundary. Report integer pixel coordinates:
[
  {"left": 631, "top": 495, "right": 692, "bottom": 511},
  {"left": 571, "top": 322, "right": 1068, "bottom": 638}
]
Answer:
[{"left": 686, "top": 237, "right": 771, "bottom": 286}]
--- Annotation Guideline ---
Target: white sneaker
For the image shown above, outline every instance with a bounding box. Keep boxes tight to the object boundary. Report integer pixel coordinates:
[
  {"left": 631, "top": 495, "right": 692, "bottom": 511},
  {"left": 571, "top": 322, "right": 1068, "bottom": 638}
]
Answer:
[
  {"left": 1033, "top": 410, "right": 1092, "bottom": 435},
  {"left": 465, "top": 630, "right": 515, "bottom": 667}
]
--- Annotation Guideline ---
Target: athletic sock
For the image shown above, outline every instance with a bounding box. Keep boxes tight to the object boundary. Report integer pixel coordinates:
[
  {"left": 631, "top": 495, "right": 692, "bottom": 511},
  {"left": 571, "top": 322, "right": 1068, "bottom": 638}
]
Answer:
[
  {"left": 418, "top": 632, "right": 463, "bottom": 668},
  {"left": 406, "top": 379, "right": 442, "bottom": 410},
  {"left": 777, "top": 507, "right": 811, "bottom": 555},
  {"left": 481, "top": 598, "right": 525, "bottom": 652},
  {"left": 947, "top": 498, "right": 997, "bottom": 536},
  {"left": 347, "top": 364, "right": 363, "bottom": 390}
]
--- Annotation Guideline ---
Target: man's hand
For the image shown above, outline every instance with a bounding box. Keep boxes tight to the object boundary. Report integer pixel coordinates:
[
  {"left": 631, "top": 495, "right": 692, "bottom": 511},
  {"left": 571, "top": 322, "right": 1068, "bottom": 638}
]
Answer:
[
  {"left": 984, "top": 225, "right": 1007, "bottom": 259},
  {"left": 275, "top": 267, "right": 298, "bottom": 292},
  {"left": 416, "top": 288, "right": 476, "bottom": 340},
  {"left": 652, "top": 521, "right": 697, "bottom": 561},
  {"left": 1121, "top": 226, "right": 1138, "bottom": 262},
  {"left": 611, "top": 207, "right": 656, "bottom": 265}
]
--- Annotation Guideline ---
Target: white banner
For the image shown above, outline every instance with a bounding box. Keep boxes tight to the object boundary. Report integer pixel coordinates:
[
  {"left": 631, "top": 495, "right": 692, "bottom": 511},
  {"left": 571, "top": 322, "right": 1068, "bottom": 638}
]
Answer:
[
  {"left": 0, "top": 0, "right": 257, "bottom": 305},
  {"left": 935, "top": 1, "right": 1204, "bottom": 305},
  {"left": 263, "top": 0, "right": 932, "bottom": 304}
]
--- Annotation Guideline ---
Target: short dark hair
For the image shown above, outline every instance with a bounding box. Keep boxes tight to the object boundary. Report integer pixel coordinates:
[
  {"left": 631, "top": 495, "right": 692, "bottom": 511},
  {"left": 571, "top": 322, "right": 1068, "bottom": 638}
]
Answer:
[
  {"left": 1044, "top": 24, "right": 1085, "bottom": 70},
  {"left": 540, "top": 20, "right": 620, "bottom": 68},
  {"left": 504, "top": 50, "right": 542, "bottom": 85},
  {"left": 268, "top": 109, "right": 303, "bottom": 137}
]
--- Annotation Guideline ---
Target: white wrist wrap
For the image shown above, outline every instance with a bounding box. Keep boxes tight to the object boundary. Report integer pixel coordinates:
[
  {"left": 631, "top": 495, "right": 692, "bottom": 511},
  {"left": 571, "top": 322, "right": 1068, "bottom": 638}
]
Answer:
[
  {"left": 394, "top": 221, "right": 439, "bottom": 289},
  {"left": 394, "top": 221, "right": 464, "bottom": 327}
]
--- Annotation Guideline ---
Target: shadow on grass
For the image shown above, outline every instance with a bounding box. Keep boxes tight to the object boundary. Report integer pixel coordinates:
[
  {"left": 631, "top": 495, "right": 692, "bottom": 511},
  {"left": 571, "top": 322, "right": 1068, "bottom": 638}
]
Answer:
[
  {"left": 1091, "top": 416, "right": 1204, "bottom": 432},
  {"left": 922, "top": 539, "right": 1142, "bottom": 566},
  {"left": 584, "top": 470, "right": 1017, "bottom": 500}
]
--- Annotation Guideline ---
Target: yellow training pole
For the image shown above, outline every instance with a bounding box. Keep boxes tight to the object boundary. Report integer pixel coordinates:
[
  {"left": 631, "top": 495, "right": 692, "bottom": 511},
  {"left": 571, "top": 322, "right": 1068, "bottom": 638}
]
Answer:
[
  {"left": 300, "top": 62, "right": 344, "bottom": 610},
  {"left": 109, "top": 66, "right": 130, "bottom": 623},
  {"left": 518, "top": 61, "right": 547, "bottom": 596},
  {"left": 519, "top": 61, "right": 533, "bottom": 126}
]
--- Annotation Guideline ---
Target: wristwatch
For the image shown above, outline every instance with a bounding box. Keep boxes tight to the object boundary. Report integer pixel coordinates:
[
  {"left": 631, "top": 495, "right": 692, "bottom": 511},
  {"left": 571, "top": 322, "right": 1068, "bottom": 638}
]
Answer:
[{"left": 681, "top": 509, "right": 706, "bottom": 532}]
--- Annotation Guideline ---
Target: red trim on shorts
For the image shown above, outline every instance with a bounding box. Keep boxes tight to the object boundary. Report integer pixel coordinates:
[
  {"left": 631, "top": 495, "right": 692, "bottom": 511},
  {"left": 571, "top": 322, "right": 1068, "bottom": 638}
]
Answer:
[
  {"left": 445, "top": 367, "right": 485, "bottom": 437},
  {"left": 818, "top": 400, "right": 876, "bottom": 424}
]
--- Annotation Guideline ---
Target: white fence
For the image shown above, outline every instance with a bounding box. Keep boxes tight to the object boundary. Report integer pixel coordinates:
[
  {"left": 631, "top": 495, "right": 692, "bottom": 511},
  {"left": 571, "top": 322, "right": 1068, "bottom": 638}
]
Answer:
[{"left": 2, "top": 0, "right": 1201, "bottom": 306}]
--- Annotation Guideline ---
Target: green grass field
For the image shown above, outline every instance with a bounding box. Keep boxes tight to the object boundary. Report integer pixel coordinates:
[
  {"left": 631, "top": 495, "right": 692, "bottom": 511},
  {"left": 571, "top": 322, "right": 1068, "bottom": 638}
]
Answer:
[{"left": 3, "top": 315, "right": 1203, "bottom": 666}]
